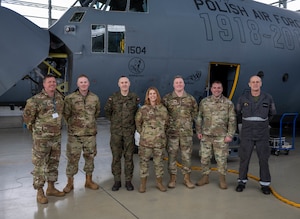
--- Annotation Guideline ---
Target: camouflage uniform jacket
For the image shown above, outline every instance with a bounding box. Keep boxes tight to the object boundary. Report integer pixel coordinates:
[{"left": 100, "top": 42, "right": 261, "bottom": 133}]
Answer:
[
  {"left": 135, "top": 104, "right": 169, "bottom": 148},
  {"left": 196, "top": 94, "right": 236, "bottom": 138},
  {"left": 163, "top": 91, "right": 198, "bottom": 137},
  {"left": 23, "top": 90, "right": 64, "bottom": 138},
  {"left": 104, "top": 91, "right": 139, "bottom": 136},
  {"left": 63, "top": 90, "right": 100, "bottom": 136}
]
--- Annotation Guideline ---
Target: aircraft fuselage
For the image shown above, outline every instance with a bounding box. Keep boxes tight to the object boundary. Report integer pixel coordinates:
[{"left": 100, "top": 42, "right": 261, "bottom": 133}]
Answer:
[{"left": 1, "top": 0, "right": 300, "bottom": 117}]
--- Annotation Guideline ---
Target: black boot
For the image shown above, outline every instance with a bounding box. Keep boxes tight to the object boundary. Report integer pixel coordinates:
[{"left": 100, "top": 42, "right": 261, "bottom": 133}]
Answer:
[
  {"left": 261, "top": 185, "right": 271, "bottom": 195},
  {"left": 112, "top": 181, "right": 121, "bottom": 191},
  {"left": 236, "top": 182, "right": 246, "bottom": 192},
  {"left": 125, "top": 181, "right": 134, "bottom": 191}
]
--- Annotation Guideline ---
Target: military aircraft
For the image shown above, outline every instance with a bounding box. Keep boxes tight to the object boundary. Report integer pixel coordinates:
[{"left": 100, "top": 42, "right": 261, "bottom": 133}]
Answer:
[{"left": 0, "top": 0, "right": 300, "bottom": 119}]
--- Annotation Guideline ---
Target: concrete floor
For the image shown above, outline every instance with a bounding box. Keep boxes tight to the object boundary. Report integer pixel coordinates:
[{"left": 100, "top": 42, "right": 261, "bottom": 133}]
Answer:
[{"left": 0, "top": 116, "right": 300, "bottom": 219}]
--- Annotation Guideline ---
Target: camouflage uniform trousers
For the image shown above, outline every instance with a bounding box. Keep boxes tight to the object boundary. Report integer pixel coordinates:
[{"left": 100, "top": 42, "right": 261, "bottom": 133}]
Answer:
[
  {"left": 66, "top": 135, "right": 97, "bottom": 177},
  {"left": 167, "top": 136, "right": 193, "bottom": 175},
  {"left": 110, "top": 134, "right": 135, "bottom": 181},
  {"left": 32, "top": 136, "right": 61, "bottom": 189},
  {"left": 139, "top": 146, "right": 165, "bottom": 178},
  {"left": 200, "top": 135, "right": 229, "bottom": 175}
]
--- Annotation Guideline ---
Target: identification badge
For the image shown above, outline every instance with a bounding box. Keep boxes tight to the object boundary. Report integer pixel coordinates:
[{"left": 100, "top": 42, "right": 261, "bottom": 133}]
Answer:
[{"left": 52, "top": 113, "right": 59, "bottom": 119}]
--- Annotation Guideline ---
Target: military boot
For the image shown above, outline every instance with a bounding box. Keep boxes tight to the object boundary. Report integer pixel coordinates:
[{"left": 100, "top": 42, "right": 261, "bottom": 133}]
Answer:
[
  {"left": 196, "top": 174, "right": 209, "bottom": 186},
  {"left": 125, "top": 181, "right": 134, "bottom": 191},
  {"left": 63, "top": 177, "right": 74, "bottom": 193},
  {"left": 85, "top": 174, "right": 99, "bottom": 190},
  {"left": 46, "top": 181, "right": 65, "bottom": 197},
  {"left": 156, "top": 177, "right": 167, "bottom": 192},
  {"left": 139, "top": 177, "right": 147, "bottom": 193},
  {"left": 168, "top": 174, "right": 176, "bottom": 188},
  {"left": 37, "top": 188, "right": 48, "bottom": 204},
  {"left": 219, "top": 174, "right": 227, "bottom": 189},
  {"left": 183, "top": 173, "right": 195, "bottom": 189},
  {"left": 112, "top": 181, "right": 121, "bottom": 191}
]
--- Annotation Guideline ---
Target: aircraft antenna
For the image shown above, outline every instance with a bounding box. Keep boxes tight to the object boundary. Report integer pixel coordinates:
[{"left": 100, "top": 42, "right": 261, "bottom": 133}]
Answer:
[{"left": 270, "top": 0, "right": 295, "bottom": 9}]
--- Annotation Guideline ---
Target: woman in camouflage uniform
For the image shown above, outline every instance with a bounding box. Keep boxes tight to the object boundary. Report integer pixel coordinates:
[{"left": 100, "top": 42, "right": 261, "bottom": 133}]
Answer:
[{"left": 135, "top": 87, "right": 169, "bottom": 193}]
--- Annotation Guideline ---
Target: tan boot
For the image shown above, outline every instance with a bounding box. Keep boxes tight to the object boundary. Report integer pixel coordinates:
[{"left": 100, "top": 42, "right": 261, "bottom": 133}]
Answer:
[
  {"left": 46, "top": 181, "right": 65, "bottom": 197},
  {"left": 196, "top": 175, "right": 209, "bottom": 186},
  {"left": 219, "top": 174, "right": 227, "bottom": 189},
  {"left": 183, "top": 174, "right": 195, "bottom": 189},
  {"left": 139, "top": 177, "right": 147, "bottom": 193},
  {"left": 85, "top": 174, "right": 99, "bottom": 190},
  {"left": 37, "top": 188, "right": 48, "bottom": 204},
  {"left": 63, "top": 177, "right": 74, "bottom": 193},
  {"left": 156, "top": 177, "right": 167, "bottom": 192},
  {"left": 168, "top": 174, "right": 176, "bottom": 188}
]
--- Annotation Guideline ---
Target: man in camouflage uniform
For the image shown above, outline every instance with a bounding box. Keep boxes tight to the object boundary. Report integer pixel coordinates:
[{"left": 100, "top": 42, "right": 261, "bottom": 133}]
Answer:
[
  {"left": 135, "top": 87, "right": 169, "bottom": 193},
  {"left": 104, "top": 76, "right": 140, "bottom": 191},
  {"left": 23, "top": 75, "right": 65, "bottom": 204},
  {"left": 163, "top": 75, "right": 198, "bottom": 189},
  {"left": 195, "top": 81, "right": 236, "bottom": 189},
  {"left": 63, "top": 74, "right": 100, "bottom": 193}
]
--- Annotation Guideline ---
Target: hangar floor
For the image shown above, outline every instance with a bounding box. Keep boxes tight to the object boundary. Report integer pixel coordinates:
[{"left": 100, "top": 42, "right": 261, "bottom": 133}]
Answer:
[{"left": 0, "top": 116, "right": 300, "bottom": 219}]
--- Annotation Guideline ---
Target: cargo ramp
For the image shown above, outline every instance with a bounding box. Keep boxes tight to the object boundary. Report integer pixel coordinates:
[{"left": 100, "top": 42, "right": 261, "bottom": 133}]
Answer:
[{"left": 0, "top": 6, "right": 49, "bottom": 96}]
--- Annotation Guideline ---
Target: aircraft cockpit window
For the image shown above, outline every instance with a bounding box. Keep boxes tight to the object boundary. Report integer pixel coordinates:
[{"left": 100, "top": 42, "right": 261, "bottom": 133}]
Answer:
[
  {"left": 108, "top": 25, "right": 125, "bottom": 53},
  {"left": 91, "top": 24, "right": 105, "bottom": 53},
  {"left": 70, "top": 12, "right": 85, "bottom": 22},
  {"left": 109, "top": 0, "right": 148, "bottom": 12},
  {"left": 130, "top": 0, "right": 147, "bottom": 12}
]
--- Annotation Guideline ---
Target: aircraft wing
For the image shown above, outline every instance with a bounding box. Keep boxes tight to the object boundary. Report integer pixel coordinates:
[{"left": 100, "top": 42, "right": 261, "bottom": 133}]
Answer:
[{"left": 0, "top": 7, "right": 49, "bottom": 96}]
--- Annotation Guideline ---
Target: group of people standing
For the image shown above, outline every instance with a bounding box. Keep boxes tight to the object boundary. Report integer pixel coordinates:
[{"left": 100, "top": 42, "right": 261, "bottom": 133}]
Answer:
[
  {"left": 23, "top": 74, "right": 276, "bottom": 205},
  {"left": 23, "top": 74, "right": 101, "bottom": 204}
]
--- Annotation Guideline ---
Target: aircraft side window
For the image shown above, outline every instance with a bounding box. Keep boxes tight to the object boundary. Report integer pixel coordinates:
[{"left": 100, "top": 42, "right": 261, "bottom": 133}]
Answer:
[
  {"left": 108, "top": 25, "right": 125, "bottom": 53},
  {"left": 91, "top": 24, "right": 105, "bottom": 53},
  {"left": 110, "top": 0, "right": 127, "bottom": 11},
  {"left": 109, "top": 0, "right": 147, "bottom": 12},
  {"left": 70, "top": 12, "right": 85, "bottom": 22},
  {"left": 130, "top": 0, "right": 147, "bottom": 12}
]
